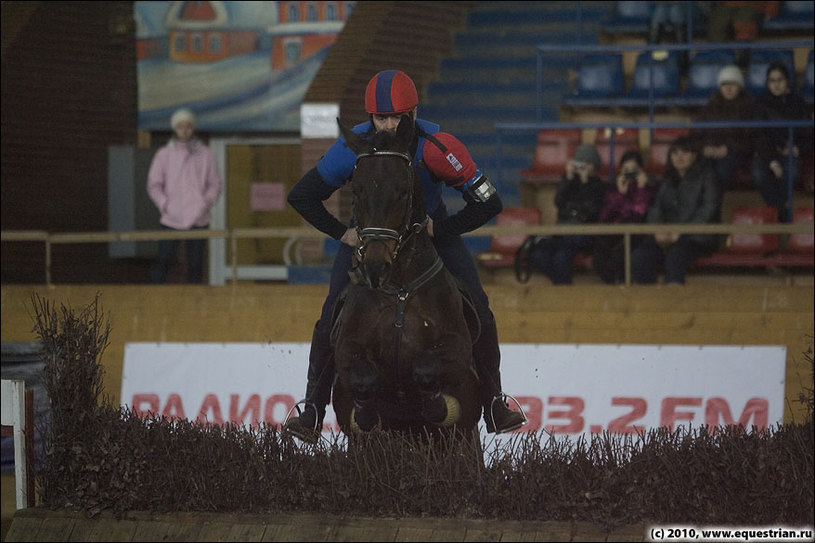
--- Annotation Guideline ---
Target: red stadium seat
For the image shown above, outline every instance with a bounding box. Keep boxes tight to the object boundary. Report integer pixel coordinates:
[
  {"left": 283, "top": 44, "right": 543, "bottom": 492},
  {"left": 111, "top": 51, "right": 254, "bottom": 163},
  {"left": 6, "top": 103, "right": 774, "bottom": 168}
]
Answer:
[
  {"left": 725, "top": 206, "right": 780, "bottom": 255},
  {"left": 520, "top": 129, "right": 582, "bottom": 184},
  {"left": 785, "top": 207, "right": 814, "bottom": 254},
  {"left": 477, "top": 207, "right": 542, "bottom": 269}
]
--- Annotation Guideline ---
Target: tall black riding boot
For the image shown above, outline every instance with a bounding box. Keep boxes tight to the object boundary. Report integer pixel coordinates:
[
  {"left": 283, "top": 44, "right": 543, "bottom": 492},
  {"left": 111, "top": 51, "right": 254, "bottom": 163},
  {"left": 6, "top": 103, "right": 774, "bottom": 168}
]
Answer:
[
  {"left": 474, "top": 312, "right": 527, "bottom": 434},
  {"left": 282, "top": 321, "right": 334, "bottom": 443}
]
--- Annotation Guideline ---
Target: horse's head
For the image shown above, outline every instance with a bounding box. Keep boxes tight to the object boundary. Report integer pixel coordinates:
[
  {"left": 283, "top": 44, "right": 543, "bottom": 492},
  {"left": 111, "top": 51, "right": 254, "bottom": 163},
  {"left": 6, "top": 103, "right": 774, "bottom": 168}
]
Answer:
[{"left": 339, "top": 116, "right": 425, "bottom": 288}]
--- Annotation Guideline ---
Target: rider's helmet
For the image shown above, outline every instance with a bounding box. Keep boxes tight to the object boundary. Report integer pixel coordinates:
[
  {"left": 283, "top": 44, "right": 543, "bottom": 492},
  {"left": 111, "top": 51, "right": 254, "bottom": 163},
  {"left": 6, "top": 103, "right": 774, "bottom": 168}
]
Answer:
[{"left": 365, "top": 70, "right": 418, "bottom": 115}]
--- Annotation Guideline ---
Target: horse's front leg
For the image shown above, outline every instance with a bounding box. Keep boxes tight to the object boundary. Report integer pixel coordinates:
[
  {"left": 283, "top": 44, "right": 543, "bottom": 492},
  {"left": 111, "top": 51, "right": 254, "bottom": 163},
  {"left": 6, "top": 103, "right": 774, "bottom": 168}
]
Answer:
[
  {"left": 349, "top": 355, "right": 380, "bottom": 432},
  {"left": 413, "top": 351, "right": 460, "bottom": 426}
]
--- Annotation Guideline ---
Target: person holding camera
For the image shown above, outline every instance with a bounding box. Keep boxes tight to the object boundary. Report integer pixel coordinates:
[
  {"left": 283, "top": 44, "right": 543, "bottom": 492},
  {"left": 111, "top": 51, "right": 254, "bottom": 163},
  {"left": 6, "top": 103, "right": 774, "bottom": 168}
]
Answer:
[
  {"left": 528, "top": 144, "right": 605, "bottom": 285},
  {"left": 593, "top": 150, "right": 655, "bottom": 285}
]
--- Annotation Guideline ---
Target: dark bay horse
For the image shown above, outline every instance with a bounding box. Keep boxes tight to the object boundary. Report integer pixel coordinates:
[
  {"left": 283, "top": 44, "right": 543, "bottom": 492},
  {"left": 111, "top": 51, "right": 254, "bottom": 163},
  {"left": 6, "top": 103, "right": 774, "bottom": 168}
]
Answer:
[{"left": 330, "top": 117, "right": 481, "bottom": 442}]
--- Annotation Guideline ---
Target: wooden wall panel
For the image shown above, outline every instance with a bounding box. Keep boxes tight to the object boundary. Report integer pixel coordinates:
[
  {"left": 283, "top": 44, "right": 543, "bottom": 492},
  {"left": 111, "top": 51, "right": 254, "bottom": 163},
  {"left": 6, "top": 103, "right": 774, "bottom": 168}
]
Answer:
[{"left": 2, "top": 284, "right": 812, "bottom": 423}]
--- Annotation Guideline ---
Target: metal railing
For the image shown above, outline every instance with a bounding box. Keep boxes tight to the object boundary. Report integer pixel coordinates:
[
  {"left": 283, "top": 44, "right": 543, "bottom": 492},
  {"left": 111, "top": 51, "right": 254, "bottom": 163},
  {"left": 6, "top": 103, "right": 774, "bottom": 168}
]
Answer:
[{"left": 2, "top": 221, "right": 811, "bottom": 287}]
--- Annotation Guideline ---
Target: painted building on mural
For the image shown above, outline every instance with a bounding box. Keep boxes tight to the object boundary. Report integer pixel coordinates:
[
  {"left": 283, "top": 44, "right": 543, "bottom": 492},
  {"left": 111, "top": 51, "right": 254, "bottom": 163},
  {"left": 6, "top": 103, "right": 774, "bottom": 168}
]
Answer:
[
  {"left": 165, "top": 1, "right": 270, "bottom": 63},
  {"left": 270, "top": 1, "right": 355, "bottom": 70}
]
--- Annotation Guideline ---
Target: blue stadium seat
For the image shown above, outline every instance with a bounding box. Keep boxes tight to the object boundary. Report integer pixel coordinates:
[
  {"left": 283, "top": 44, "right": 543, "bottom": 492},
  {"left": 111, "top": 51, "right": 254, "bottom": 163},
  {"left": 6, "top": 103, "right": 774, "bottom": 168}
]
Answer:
[
  {"left": 746, "top": 49, "right": 795, "bottom": 97},
  {"left": 803, "top": 49, "right": 814, "bottom": 105},
  {"left": 762, "top": 1, "right": 815, "bottom": 32},
  {"left": 684, "top": 49, "right": 737, "bottom": 104},
  {"left": 628, "top": 51, "right": 681, "bottom": 98},
  {"left": 603, "top": 1, "right": 653, "bottom": 35},
  {"left": 574, "top": 53, "right": 624, "bottom": 98}
]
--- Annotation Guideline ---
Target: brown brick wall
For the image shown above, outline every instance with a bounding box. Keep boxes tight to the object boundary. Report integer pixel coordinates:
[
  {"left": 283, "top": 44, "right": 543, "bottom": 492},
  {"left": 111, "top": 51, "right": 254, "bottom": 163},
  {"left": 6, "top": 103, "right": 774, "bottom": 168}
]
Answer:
[{"left": 1, "top": 1, "right": 138, "bottom": 282}]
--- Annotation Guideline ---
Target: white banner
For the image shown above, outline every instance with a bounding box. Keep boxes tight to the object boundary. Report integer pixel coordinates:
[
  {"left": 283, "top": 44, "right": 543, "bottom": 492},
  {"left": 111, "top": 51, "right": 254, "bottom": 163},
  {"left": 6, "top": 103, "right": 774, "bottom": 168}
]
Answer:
[{"left": 121, "top": 343, "right": 786, "bottom": 442}]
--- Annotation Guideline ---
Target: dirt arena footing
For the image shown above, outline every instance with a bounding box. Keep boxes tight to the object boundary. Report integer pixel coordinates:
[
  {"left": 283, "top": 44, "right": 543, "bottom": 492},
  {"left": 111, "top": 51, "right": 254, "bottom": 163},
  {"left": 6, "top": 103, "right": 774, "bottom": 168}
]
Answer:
[{"left": 5, "top": 507, "right": 648, "bottom": 542}]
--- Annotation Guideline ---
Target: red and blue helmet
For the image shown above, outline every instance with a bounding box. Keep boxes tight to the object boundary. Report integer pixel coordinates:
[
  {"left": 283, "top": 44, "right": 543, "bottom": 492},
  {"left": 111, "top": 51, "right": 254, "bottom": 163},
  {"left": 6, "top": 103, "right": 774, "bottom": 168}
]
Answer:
[{"left": 365, "top": 70, "right": 418, "bottom": 115}]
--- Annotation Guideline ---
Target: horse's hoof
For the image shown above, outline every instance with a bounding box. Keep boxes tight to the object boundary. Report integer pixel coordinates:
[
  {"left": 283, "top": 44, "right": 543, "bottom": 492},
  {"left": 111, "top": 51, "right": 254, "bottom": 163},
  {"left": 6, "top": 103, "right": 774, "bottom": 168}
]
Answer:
[
  {"left": 436, "top": 394, "right": 461, "bottom": 427},
  {"left": 350, "top": 406, "right": 380, "bottom": 433}
]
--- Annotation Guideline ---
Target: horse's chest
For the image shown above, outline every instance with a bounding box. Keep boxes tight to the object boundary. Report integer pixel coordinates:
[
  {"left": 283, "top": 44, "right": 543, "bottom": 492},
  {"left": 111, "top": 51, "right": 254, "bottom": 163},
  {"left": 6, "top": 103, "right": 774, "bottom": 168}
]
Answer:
[{"left": 339, "top": 289, "right": 466, "bottom": 359}]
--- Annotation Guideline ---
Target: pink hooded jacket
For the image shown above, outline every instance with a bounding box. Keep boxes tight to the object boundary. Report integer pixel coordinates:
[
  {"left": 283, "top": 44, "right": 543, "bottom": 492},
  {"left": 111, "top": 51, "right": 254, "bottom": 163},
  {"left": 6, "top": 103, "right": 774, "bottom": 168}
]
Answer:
[{"left": 147, "top": 138, "right": 222, "bottom": 230}]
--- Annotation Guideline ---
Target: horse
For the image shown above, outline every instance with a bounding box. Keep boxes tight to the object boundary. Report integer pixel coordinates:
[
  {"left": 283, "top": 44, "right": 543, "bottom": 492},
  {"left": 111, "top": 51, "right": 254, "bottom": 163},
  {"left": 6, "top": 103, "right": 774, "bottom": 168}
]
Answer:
[{"left": 329, "top": 116, "right": 482, "bottom": 443}]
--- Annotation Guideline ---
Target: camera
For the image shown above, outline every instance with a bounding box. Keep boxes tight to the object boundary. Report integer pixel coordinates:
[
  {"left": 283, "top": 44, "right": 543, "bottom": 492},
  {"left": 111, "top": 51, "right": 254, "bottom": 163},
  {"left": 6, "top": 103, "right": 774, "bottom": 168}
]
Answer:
[{"left": 624, "top": 171, "right": 638, "bottom": 181}]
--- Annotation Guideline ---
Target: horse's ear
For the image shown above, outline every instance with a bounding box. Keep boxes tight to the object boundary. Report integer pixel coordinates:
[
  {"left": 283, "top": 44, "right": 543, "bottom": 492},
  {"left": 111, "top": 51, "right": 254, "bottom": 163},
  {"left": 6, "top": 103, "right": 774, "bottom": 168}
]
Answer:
[
  {"left": 395, "top": 115, "right": 414, "bottom": 150},
  {"left": 338, "top": 118, "right": 366, "bottom": 154}
]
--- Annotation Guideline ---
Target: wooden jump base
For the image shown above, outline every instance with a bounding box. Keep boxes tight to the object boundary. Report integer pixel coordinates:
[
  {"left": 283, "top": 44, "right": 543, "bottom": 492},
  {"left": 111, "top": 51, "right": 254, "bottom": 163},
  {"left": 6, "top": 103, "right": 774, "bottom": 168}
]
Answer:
[{"left": 5, "top": 508, "right": 647, "bottom": 542}]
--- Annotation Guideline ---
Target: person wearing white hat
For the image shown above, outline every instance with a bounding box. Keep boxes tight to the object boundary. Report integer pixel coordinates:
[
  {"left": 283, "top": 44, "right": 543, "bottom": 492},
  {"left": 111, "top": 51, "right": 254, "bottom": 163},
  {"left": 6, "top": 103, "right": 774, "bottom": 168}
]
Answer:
[
  {"left": 691, "top": 64, "right": 755, "bottom": 189},
  {"left": 147, "top": 108, "right": 221, "bottom": 283}
]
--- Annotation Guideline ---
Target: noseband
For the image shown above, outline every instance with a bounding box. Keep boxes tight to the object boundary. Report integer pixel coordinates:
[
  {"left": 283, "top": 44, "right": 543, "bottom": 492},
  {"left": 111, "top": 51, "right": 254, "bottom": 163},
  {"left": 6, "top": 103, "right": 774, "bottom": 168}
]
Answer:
[{"left": 353, "top": 148, "right": 427, "bottom": 262}]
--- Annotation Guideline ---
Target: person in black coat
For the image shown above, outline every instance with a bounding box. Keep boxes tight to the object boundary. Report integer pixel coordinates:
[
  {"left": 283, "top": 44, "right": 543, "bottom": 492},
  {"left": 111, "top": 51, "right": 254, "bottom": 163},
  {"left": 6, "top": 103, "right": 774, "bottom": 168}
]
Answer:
[
  {"left": 631, "top": 136, "right": 722, "bottom": 285},
  {"left": 529, "top": 144, "right": 605, "bottom": 285},
  {"left": 751, "top": 61, "right": 813, "bottom": 221}
]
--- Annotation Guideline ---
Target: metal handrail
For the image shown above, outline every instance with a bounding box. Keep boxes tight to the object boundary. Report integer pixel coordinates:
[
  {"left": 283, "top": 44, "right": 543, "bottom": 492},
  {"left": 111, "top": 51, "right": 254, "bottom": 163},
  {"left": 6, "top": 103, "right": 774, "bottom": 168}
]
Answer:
[{"left": 2, "top": 222, "right": 811, "bottom": 287}]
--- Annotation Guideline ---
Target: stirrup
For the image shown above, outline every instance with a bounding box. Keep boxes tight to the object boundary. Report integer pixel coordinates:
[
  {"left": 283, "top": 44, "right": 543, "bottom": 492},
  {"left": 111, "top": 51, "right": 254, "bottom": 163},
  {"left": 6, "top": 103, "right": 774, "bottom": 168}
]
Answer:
[
  {"left": 282, "top": 399, "right": 323, "bottom": 443},
  {"left": 488, "top": 393, "right": 529, "bottom": 434}
]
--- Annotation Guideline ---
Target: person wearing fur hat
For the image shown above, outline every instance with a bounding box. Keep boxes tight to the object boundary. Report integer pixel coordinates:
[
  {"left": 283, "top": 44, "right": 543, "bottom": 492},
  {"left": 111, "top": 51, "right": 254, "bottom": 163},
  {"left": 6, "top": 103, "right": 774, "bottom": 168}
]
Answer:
[
  {"left": 284, "top": 69, "right": 527, "bottom": 443},
  {"left": 751, "top": 61, "right": 814, "bottom": 220},
  {"left": 147, "top": 108, "right": 221, "bottom": 283},
  {"left": 691, "top": 64, "right": 755, "bottom": 189},
  {"left": 526, "top": 144, "right": 605, "bottom": 285}
]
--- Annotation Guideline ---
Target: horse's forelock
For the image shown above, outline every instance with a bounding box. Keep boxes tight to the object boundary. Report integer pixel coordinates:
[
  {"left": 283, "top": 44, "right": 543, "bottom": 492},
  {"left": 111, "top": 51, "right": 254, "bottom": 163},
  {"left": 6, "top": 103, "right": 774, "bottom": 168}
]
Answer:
[{"left": 369, "top": 129, "right": 397, "bottom": 151}]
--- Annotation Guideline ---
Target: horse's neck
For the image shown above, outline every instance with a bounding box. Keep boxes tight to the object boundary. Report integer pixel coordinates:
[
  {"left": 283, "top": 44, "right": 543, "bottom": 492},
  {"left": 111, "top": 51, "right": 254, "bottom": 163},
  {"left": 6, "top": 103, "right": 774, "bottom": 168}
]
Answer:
[{"left": 390, "top": 231, "right": 440, "bottom": 289}]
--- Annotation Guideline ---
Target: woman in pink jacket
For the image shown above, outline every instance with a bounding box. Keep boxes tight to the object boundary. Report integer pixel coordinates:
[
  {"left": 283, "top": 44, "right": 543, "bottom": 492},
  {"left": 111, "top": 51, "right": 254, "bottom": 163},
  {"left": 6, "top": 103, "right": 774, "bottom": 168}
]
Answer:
[{"left": 147, "top": 108, "right": 221, "bottom": 283}]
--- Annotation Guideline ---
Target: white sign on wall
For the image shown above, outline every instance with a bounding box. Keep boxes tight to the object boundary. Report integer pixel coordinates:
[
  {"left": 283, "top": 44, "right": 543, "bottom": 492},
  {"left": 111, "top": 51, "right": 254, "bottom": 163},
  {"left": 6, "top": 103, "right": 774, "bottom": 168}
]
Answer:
[
  {"left": 300, "top": 103, "right": 340, "bottom": 138},
  {"left": 121, "top": 343, "right": 786, "bottom": 442}
]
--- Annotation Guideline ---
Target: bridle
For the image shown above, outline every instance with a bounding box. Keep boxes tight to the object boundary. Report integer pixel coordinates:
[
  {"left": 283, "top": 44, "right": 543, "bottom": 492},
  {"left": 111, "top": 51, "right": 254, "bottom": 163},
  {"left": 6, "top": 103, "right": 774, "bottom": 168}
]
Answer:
[{"left": 353, "top": 148, "right": 428, "bottom": 263}]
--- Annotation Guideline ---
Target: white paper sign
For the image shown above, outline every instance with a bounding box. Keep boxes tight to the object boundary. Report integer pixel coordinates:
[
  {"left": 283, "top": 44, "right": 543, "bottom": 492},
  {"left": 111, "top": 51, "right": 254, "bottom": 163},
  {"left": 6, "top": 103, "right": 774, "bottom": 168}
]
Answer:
[{"left": 300, "top": 103, "right": 340, "bottom": 138}]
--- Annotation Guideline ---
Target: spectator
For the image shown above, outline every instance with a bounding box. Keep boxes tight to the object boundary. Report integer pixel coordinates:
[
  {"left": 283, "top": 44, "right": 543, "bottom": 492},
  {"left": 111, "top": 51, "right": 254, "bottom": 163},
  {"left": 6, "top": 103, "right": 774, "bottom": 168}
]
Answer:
[
  {"left": 706, "top": 2, "right": 780, "bottom": 52},
  {"left": 691, "top": 64, "right": 754, "bottom": 190},
  {"left": 648, "top": 2, "right": 709, "bottom": 73},
  {"left": 649, "top": 2, "right": 689, "bottom": 44},
  {"left": 631, "top": 136, "right": 721, "bottom": 285},
  {"left": 593, "top": 150, "right": 655, "bottom": 285},
  {"left": 751, "top": 61, "right": 813, "bottom": 221},
  {"left": 528, "top": 144, "right": 605, "bottom": 285},
  {"left": 147, "top": 108, "right": 221, "bottom": 284}
]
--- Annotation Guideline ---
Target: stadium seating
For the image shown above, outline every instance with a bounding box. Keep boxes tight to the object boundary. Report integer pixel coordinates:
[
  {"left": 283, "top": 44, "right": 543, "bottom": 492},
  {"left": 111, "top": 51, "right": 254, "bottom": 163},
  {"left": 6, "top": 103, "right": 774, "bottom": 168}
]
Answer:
[
  {"left": 594, "top": 127, "right": 640, "bottom": 178},
  {"left": 628, "top": 51, "right": 682, "bottom": 100},
  {"left": 519, "top": 128, "right": 582, "bottom": 184},
  {"left": 602, "top": 1, "right": 653, "bottom": 35},
  {"left": 562, "top": 54, "right": 624, "bottom": 107},
  {"left": 693, "top": 206, "right": 779, "bottom": 267},
  {"left": 646, "top": 127, "right": 690, "bottom": 177},
  {"left": 694, "top": 206, "right": 813, "bottom": 269},
  {"left": 761, "top": 1, "right": 815, "bottom": 32},
  {"left": 746, "top": 49, "right": 795, "bottom": 97},
  {"left": 476, "top": 207, "right": 542, "bottom": 269},
  {"left": 783, "top": 206, "right": 814, "bottom": 256}
]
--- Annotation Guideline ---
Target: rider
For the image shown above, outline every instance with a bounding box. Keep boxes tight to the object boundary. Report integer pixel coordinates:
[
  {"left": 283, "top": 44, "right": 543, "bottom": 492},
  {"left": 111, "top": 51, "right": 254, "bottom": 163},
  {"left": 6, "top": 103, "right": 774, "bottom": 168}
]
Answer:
[{"left": 284, "top": 69, "right": 527, "bottom": 442}]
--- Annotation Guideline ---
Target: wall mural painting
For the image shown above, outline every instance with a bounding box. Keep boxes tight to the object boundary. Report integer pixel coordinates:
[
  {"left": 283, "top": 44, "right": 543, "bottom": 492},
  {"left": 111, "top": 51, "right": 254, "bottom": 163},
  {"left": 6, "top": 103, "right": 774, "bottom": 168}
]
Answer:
[{"left": 136, "top": 1, "right": 354, "bottom": 132}]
